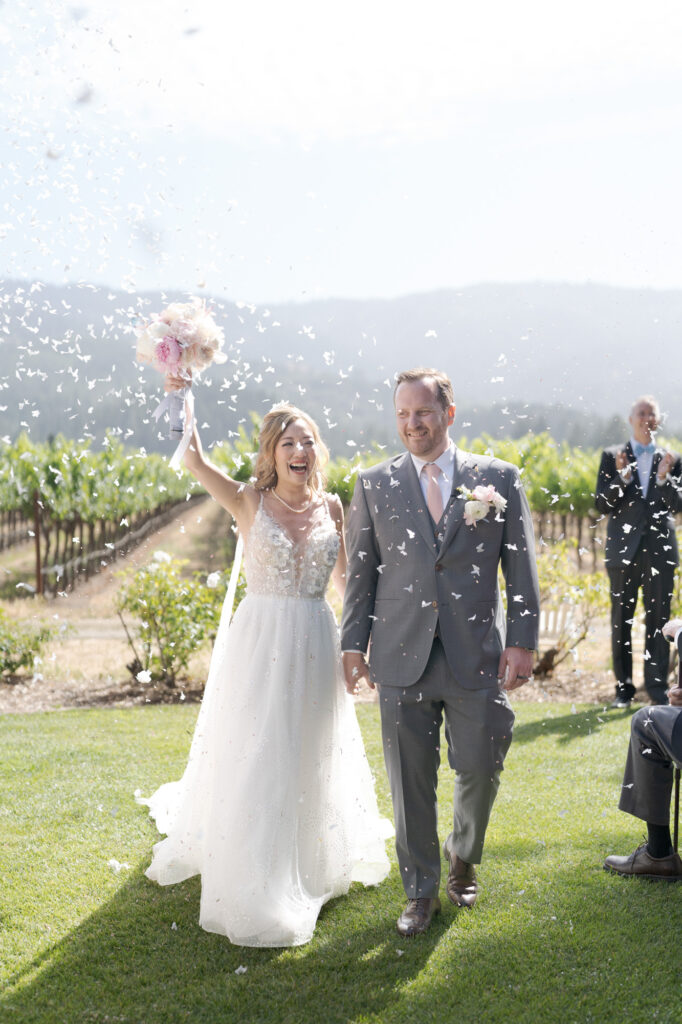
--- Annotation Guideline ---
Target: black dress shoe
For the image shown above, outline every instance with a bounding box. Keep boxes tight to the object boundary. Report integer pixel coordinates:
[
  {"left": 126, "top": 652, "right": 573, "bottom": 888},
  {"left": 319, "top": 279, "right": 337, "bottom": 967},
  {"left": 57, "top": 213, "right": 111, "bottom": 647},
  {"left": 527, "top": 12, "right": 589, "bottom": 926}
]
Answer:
[
  {"left": 610, "top": 682, "right": 635, "bottom": 709},
  {"left": 396, "top": 898, "right": 441, "bottom": 937},
  {"left": 604, "top": 843, "right": 682, "bottom": 880},
  {"left": 443, "top": 836, "right": 478, "bottom": 908},
  {"left": 610, "top": 696, "right": 632, "bottom": 709}
]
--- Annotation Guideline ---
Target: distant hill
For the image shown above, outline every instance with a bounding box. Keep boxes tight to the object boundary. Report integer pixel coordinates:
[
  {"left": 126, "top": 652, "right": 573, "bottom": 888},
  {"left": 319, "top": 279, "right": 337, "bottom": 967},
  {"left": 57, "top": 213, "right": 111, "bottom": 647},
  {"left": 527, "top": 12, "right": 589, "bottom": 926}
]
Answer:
[{"left": 0, "top": 279, "right": 679, "bottom": 455}]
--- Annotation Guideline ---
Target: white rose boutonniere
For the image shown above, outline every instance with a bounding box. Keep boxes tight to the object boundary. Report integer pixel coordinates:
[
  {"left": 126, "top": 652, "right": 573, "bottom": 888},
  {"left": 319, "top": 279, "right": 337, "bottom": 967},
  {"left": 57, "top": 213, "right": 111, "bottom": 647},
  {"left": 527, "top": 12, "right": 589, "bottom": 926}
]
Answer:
[{"left": 459, "top": 484, "right": 507, "bottom": 527}]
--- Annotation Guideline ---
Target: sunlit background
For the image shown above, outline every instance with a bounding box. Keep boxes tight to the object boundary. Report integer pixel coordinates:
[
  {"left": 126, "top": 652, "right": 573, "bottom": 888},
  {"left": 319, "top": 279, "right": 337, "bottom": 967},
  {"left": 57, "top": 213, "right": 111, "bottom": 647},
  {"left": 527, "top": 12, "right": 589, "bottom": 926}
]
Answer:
[{"left": 2, "top": 0, "right": 682, "bottom": 450}]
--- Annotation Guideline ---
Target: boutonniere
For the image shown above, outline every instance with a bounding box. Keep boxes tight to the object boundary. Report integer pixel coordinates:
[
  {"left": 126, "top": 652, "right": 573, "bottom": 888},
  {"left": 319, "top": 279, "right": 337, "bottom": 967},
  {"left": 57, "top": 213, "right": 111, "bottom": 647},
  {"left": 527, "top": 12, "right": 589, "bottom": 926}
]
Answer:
[{"left": 458, "top": 484, "right": 507, "bottom": 526}]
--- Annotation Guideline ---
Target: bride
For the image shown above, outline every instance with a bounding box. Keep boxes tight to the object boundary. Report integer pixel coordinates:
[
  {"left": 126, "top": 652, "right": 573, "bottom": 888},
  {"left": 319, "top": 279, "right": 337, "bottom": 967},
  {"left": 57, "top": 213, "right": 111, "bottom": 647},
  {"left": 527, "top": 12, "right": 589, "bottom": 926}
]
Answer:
[{"left": 137, "top": 398, "right": 391, "bottom": 947}]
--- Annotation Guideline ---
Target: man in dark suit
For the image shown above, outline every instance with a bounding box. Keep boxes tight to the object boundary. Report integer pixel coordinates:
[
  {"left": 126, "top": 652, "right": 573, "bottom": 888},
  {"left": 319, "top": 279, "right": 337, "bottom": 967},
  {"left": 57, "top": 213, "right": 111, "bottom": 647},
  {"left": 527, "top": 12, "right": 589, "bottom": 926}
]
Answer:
[
  {"left": 594, "top": 396, "right": 682, "bottom": 707},
  {"left": 604, "top": 618, "right": 682, "bottom": 880}
]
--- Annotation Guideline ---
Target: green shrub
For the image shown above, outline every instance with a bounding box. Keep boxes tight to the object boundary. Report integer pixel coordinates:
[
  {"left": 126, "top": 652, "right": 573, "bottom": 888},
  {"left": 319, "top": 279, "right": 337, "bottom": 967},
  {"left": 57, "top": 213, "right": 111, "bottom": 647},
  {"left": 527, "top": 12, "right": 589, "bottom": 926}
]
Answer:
[
  {"left": 208, "top": 416, "right": 259, "bottom": 483},
  {"left": 325, "top": 448, "right": 388, "bottom": 505},
  {"left": 116, "top": 551, "right": 245, "bottom": 687},
  {"left": 0, "top": 610, "right": 55, "bottom": 676},
  {"left": 534, "top": 539, "right": 611, "bottom": 677}
]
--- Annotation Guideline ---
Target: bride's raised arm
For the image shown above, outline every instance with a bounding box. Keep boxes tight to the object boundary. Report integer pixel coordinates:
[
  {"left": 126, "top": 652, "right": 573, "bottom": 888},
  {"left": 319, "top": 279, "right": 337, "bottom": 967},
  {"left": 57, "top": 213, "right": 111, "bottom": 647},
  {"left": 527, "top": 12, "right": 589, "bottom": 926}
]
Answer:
[{"left": 165, "top": 374, "right": 257, "bottom": 528}]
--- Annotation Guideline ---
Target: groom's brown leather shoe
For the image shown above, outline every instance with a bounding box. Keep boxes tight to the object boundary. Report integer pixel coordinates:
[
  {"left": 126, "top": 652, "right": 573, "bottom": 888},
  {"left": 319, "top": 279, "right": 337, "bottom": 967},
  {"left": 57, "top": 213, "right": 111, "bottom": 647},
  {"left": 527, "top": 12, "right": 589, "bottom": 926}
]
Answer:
[
  {"left": 443, "top": 836, "right": 478, "bottom": 908},
  {"left": 396, "top": 898, "right": 441, "bottom": 937},
  {"left": 604, "top": 843, "right": 682, "bottom": 880}
]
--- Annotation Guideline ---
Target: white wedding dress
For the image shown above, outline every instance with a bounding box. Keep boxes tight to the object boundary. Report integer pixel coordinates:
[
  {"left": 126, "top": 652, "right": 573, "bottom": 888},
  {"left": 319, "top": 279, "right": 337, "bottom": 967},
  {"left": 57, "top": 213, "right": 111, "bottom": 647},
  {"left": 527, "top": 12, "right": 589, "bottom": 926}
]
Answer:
[{"left": 138, "top": 495, "right": 391, "bottom": 947}]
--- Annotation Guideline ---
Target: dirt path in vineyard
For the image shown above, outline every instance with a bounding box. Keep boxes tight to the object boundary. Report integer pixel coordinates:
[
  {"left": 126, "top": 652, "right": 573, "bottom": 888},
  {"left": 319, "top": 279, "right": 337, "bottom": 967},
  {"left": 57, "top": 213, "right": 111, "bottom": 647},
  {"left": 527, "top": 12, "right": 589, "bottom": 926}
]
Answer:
[{"left": 0, "top": 499, "right": 657, "bottom": 713}]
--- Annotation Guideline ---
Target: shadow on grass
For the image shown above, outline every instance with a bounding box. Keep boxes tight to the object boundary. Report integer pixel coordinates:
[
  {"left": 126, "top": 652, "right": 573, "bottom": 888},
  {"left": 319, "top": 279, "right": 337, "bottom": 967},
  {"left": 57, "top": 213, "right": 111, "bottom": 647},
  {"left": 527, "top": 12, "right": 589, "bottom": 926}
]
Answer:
[
  {"left": 512, "top": 705, "right": 634, "bottom": 746},
  {"left": 4, "top": 848, "right": 682, "bottom": 1024},
  {"left": 1, "top": 865, "right": 447, "bottom": 1024},
  {"left": 386, "top": 864, "right": 682, "bottom": 1024}
]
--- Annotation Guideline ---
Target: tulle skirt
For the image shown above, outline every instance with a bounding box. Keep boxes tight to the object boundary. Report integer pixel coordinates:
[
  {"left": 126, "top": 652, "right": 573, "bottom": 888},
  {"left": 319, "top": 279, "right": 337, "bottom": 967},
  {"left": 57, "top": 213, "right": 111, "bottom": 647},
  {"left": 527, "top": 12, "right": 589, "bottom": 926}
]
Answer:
[{"left": 138, "top": 593, "right": 392, "bottom": 947}]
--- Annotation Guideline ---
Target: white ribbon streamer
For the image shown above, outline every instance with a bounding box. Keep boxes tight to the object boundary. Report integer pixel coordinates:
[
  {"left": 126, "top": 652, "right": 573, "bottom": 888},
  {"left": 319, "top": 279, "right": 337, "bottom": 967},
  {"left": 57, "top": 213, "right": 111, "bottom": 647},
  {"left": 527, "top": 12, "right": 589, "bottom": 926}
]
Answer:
[
  {"left": 169, "top": 387, "right": 195, "bottom": 471},
  {"left": 152, "top": 386, "right": 195, "bottom": 471}
]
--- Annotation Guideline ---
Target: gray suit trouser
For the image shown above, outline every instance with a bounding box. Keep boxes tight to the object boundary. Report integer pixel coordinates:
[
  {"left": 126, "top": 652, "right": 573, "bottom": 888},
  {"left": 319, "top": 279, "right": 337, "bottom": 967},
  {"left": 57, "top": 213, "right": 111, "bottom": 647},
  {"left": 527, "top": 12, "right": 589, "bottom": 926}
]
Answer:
[
  {"left": 377, "top": 637, "right": 515, "bottom": 899},
  {"left": 619, "top": 706, "right": 682, "bottom": 825}
]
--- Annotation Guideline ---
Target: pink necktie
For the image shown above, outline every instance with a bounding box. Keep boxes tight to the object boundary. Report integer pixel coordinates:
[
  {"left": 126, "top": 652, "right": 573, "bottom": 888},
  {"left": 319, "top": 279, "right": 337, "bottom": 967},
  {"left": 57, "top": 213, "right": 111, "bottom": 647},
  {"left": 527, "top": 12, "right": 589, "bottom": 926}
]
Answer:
[{"left": 422, "top": 463, "right": 443, "bottom": 523}]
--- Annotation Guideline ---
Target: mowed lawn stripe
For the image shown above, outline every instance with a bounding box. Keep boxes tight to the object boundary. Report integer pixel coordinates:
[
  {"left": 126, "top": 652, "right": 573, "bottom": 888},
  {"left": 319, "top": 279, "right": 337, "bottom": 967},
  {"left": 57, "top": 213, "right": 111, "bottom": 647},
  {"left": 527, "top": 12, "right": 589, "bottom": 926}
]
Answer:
[{"left": 1, "top": 703, "right": 680, "bottom": 1024}]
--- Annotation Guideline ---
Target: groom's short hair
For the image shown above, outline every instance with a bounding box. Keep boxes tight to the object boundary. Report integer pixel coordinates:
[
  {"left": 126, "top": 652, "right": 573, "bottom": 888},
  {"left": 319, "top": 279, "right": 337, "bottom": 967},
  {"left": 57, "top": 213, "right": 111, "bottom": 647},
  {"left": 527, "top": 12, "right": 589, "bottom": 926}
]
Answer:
[{"left": 394, "top": 368, "right": 454, "bottom": 411}]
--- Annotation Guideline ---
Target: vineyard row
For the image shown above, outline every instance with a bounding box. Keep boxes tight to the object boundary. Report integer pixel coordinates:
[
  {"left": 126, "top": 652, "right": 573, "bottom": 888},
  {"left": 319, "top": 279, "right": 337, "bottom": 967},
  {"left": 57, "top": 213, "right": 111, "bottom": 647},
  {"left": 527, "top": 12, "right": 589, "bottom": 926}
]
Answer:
[{"left": 2, "top": 428, "right": 680, "bottom": 591}]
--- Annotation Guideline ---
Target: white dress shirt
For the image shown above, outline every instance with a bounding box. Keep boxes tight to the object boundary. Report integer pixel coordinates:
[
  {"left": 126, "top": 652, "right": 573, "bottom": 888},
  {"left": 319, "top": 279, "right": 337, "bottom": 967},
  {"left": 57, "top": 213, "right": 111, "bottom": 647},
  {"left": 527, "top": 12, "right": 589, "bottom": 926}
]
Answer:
[
  {"left": 632, "top": 439, "right": 655, "bottom": 497},
  {"left": 620, "top": 438, "right": 667, "bottom": 497}
]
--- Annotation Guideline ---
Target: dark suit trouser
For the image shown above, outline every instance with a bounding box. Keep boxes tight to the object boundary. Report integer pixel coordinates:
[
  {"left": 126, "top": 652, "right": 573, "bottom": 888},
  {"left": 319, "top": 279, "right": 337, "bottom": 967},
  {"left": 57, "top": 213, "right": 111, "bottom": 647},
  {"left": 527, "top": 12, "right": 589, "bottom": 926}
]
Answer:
[
  {"left": 619, "top": 706, "right": 682, "bottom": 825},
  {"left": 377, "top": 637, "right": 514, "bottom": 899},
  {"left": 607, "top": 545, "right": 675, "bottom": 703}
]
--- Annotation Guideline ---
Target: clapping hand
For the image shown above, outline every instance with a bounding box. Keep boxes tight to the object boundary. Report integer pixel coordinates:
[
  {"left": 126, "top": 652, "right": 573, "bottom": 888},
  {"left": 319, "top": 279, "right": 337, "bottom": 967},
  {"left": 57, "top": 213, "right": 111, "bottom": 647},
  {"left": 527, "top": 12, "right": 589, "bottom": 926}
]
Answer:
[
  {"left": 615, "top": 448, "right": 633, "bottom": 479},
  {"left": 657, "top": 451, "right": 674, "bottom": 480},
  {"left": 615, "top": 448, "right": 629, "bottom": 471},
  {"left": 662, "top": 618, "right": 682, "bottom": 640}
]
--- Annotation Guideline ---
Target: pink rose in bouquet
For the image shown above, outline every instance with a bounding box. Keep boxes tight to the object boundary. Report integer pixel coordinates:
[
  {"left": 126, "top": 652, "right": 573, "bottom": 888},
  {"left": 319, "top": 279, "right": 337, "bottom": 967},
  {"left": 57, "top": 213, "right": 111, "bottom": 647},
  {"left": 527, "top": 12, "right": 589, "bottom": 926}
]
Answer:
[
  {"left": 135, "top": 298, "right": 226, "bottom": 456},
  {"left": 136, "top": 298, "right": 226, "bottom": 377},
  {"left": 155, "top": 335, "right": 182, "bottom": 372}
]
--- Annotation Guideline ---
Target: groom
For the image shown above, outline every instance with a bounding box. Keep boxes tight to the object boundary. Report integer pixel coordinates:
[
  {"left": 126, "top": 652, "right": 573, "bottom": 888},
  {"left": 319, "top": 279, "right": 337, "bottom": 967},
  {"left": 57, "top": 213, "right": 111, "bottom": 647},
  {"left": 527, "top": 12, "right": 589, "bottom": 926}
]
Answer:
[{"left": 341, "top": 368, "right": 539, "bottom": 936}]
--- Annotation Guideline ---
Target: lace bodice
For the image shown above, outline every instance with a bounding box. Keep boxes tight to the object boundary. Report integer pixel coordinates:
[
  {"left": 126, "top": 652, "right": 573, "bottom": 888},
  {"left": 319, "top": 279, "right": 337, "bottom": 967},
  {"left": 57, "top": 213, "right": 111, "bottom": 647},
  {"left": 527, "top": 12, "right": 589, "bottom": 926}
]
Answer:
[{"left": 244, "top": 500, "right": 340, "bottom": 599}]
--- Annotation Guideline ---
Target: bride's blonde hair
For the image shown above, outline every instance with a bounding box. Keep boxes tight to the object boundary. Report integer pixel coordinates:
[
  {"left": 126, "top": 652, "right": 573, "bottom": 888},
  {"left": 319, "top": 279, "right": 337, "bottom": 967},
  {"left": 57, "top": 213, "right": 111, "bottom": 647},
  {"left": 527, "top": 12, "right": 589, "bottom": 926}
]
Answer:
[{"left": 253, "top": 403, "right": 329, "bottom": 493}]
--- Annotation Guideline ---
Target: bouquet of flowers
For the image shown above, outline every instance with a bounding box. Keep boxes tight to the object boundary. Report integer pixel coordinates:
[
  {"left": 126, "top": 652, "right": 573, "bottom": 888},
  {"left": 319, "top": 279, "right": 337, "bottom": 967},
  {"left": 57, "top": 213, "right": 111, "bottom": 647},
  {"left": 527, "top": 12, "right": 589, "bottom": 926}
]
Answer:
[{"left": 136, "top": 299, "right": 226, "bottom": 445}]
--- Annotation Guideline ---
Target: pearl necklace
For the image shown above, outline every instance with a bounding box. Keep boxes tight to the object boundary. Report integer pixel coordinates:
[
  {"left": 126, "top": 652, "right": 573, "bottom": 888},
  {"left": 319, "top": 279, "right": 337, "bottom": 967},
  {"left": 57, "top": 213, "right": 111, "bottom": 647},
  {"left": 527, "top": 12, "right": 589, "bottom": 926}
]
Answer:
[{"left": 271, "top": 488, "right": 314, "bottom": 514}]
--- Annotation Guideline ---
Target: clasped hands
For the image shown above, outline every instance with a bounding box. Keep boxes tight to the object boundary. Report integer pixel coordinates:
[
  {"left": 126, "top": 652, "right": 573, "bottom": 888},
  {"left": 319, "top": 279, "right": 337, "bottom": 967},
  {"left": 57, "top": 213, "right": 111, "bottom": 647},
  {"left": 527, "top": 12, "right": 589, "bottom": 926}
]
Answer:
[
  {"left": 615, "top": 448, "right": 674, "bottom": 483},
  {"left": 342, "top": 646, "right": 534, "bottom": 696}
]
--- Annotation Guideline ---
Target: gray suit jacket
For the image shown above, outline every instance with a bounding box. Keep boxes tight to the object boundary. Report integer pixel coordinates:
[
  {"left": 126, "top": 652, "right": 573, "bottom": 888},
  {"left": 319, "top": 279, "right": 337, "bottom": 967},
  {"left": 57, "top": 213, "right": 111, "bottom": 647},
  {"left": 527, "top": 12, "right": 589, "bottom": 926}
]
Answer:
[
  {"left": 594, "top": 443, "right": 682, "bottom": 570},
  {"left": 341, "top": 446, "right": 540, "bottom": 689}
]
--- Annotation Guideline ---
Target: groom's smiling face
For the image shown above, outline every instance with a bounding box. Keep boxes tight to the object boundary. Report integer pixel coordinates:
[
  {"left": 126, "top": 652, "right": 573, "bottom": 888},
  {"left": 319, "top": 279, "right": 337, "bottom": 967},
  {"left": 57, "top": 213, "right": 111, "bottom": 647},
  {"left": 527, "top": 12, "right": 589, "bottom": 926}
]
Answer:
[{"left": 395, "top": 379, "right": 455, "bottom": 461}]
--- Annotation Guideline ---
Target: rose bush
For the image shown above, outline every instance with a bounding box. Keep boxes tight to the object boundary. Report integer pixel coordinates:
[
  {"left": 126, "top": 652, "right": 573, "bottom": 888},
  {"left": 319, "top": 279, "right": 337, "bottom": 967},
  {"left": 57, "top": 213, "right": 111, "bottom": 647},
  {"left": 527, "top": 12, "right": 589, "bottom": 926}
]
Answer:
[
  {"left": 116, "top": 551, "right": 245, "bottom": 687},
  {"left": 0, "top": 610, "right": 56, "bottom": 676}
]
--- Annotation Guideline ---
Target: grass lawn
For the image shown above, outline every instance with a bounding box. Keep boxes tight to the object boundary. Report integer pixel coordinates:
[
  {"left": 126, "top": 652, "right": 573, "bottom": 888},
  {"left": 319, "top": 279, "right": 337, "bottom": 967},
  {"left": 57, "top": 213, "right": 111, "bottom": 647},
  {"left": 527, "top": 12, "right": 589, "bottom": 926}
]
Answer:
[{"left": 1, "top": 702, "right": 680, "bottom": 1024}]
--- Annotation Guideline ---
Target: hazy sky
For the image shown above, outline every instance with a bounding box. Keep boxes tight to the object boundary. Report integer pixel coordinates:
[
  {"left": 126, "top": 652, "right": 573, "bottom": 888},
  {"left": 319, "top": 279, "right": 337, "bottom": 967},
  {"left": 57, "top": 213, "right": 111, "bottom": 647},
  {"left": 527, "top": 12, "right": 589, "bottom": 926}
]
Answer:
[{"left": 3, "top": 0, "right": 682, "bottom": 304}]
